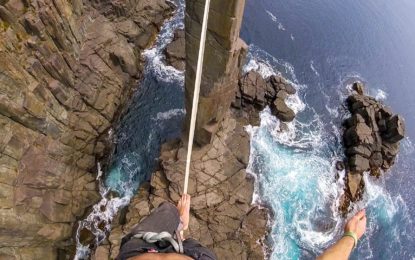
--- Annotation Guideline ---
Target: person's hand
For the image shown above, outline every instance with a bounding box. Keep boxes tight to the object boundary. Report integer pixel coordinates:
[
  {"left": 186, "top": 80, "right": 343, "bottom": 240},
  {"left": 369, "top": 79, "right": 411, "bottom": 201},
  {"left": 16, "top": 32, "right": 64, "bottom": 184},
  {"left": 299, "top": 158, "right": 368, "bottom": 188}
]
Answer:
[{"left": 345, "top": 209, "right": 367, "bottom": 239}]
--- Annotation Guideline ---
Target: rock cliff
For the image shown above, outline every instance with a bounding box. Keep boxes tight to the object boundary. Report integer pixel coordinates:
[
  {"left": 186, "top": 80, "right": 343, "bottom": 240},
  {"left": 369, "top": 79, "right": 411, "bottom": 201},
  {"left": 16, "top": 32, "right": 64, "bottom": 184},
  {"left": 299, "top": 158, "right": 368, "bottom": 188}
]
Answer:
[{"left": 0, "top": 0, "right": 173, "bottom": 257}]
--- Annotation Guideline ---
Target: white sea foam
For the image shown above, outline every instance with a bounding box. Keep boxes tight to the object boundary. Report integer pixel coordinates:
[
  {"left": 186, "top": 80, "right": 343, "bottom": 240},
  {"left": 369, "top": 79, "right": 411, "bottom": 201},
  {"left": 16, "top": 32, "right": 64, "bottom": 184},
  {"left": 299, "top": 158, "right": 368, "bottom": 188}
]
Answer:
[
  {"left": 266, "top": 10, "right": 286, "bottom": 31},
  {"left": 142, "top": 0, "right": 185, "bottom": 84},
  {"left": 153, "top": 108, "right": 186, "bottom": 121},
  {"left": 310, "top": 60, "right": 320, "bottom": 77},
  {"left": 290, "top": 34, "right": 295, "bottom": 41},
  {"left": 373, "top": 88, "right": 388, "bottom": 101}
]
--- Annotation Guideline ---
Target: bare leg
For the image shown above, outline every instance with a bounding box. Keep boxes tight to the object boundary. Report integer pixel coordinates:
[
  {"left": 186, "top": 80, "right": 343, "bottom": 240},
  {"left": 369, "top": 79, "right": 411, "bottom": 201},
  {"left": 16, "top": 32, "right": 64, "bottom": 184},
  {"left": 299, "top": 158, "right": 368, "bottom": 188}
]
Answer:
[{"left": 176, "top": 194, "right": 191, "bottom": 239}]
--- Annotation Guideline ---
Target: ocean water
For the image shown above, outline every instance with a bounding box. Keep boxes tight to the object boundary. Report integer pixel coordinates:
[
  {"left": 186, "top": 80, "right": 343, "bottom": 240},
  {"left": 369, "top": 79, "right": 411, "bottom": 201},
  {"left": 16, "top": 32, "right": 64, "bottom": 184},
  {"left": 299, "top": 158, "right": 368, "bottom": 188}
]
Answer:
[
  {"left": 242, "top": 0, "right": 415, "bottom": 259},
  {"left": 74, "top": 0, "right": 185, "bottom": 258}
]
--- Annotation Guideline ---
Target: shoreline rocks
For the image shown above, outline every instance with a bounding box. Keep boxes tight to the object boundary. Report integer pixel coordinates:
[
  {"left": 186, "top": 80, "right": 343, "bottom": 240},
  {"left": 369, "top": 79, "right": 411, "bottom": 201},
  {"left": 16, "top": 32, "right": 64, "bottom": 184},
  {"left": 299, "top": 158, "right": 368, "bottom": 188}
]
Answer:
[{"left": 341, "top": 82, "right": 405, "bottom": 211}]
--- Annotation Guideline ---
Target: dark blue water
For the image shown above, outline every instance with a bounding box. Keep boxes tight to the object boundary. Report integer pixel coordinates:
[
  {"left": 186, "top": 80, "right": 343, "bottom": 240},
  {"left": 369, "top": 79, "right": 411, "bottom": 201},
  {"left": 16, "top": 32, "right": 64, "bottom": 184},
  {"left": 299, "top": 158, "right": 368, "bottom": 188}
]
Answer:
[{"left": 242, "top": 1, "right": 415, "bottom": 259}]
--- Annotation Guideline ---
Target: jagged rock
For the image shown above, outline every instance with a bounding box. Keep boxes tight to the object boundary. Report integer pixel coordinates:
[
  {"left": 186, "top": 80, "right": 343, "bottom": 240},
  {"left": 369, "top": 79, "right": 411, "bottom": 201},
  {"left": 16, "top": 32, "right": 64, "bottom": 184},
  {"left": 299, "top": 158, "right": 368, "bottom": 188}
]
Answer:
[
  {"left": 344, "top": 122, "right": 373, "bottom": 147},
  {"left": 383, "top": 115, "right": 405, "bottom": 143},
  {"left": 341, "top": 82, "right": 405, "bottom": 213},
  {"left": 283, "top": 83, "right": 297, "bottom": 95},
  {"left": 92, "top": 246, "right": 110, "bottom": 260},
  {"left": 346, "top": 145, "right": 372, "bottom": 158},
  {"left": 239, "top": 71, "right": 267, "bottom": 106},
  {"left": 164, "top": 29, "right": 185, "bottom": 71}
]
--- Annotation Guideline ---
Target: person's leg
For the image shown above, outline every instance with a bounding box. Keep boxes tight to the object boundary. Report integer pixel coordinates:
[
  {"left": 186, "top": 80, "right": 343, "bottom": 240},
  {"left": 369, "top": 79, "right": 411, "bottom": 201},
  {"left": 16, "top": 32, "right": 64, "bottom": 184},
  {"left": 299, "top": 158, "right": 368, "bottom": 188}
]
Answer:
[{"left": 176, "top": 194, "right": 191, "bottom": 232}]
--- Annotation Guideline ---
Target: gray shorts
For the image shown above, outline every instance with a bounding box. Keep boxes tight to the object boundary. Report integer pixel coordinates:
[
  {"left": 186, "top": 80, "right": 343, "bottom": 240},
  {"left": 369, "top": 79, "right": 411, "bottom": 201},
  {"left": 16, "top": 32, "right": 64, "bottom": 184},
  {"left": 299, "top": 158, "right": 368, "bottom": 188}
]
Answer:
[{"left": 116, "top": 202, "right": 217, "bottom": 260}]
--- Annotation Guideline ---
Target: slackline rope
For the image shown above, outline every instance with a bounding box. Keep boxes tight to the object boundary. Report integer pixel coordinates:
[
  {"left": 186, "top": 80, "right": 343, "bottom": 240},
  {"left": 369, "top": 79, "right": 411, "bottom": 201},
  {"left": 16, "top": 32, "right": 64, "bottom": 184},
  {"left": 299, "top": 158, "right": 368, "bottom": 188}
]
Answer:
[{"left": 183, "top": 0, "right": 211, "bottom": 194}]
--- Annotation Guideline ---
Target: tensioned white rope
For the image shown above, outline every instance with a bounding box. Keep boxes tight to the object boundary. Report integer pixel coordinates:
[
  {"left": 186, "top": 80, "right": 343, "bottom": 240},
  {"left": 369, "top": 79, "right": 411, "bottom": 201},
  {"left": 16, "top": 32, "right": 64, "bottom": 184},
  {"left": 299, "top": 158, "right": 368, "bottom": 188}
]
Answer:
[{"left": 183, "top": 0, "right": 211, "bottom": 194}]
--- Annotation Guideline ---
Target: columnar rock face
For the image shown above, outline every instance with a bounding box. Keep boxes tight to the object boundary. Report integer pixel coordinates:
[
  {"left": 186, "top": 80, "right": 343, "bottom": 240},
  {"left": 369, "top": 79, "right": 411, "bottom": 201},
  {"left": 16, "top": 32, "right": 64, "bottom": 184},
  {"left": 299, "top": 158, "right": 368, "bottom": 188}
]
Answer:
[
  {"left": 185, "top": 0, "right": 247, "bottom": 146},
  {"left": 0, "top": 0, "right": 172, "bottom": 257}
]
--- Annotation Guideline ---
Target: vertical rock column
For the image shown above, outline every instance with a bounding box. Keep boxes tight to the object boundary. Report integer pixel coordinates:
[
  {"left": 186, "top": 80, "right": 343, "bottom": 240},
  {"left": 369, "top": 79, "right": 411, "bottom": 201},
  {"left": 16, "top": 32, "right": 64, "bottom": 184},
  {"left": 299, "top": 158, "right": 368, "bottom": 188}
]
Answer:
[{"left": 185, "top": 0, "right": 247, "bottom": 146}]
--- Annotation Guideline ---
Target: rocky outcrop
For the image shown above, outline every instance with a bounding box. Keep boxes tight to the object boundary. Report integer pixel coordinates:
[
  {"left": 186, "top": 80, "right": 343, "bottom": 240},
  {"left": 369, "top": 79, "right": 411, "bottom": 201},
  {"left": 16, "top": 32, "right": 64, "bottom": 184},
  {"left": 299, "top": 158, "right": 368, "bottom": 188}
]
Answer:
[
  {"left": 341, "top": 82, "right": 405, "bottom": 211},
  {"left": 232, "top": 71, "right": 296, "bottom": 124},
  {"left": 184, "top": 0, "right": 248, "bottom": 146},
  {"left": 0, "top": 0, "right": 173, "bottom": 257}
]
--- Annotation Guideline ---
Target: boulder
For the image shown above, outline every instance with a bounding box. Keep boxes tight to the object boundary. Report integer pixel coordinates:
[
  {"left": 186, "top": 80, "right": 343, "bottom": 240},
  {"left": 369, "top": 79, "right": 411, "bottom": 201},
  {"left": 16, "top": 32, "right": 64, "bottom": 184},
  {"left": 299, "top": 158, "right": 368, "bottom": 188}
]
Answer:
[
  {"left": 383, "top": 115, "right": 405, "bottom": 143},
  {"left": 239, "top": 71, "right": 266, "bottom": 104},
  {"left": 284, "top": 83, "right": 297, "bottom": 95},
  {"left": 346, "top": 145, "right": 372, "bottom": 158},
  {"left": 344, "top": 122, "right": 373, "bottom": 147},
  {"left": 349, "top": 154, "right": 370, "bottom": 172},
  {"left": 271, "top": 98, "right": 295, "bottom": 122}
]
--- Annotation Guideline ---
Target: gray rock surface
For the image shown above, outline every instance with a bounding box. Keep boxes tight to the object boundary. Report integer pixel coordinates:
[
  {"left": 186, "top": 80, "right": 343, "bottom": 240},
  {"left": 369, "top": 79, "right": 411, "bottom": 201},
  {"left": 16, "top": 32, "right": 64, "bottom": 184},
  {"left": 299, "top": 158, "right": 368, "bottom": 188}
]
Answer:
[
  {"left": 165, "top": 29, "right": 185, "bottom": 71},
  {"left": 0, "top": 0, "right": 173, "bottom": 257},
  {"left": 111, "top": 110, "right": 269, "bottom": 259}
]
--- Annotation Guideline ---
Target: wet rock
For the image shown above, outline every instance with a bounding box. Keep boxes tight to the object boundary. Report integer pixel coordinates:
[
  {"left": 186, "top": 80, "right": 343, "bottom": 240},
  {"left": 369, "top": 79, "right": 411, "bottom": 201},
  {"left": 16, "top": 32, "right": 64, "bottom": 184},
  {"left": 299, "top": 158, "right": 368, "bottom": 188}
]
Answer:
[
  {"left": 383, "top": 115, "right": 405, "bottom": 143},
  {"left": 352, "top": 82, "right": 365, "bottom": 95},
  {"left": 164, "top": 29, "right": 185, "bottom": 71},
  {"left": 347, "top": 173, "right": 363, "bottom": 201},
  {"left": 349, "top": 154, "right": 370, "bottom": 172},
  {"left": 271, "top": 98, "right": 295, "bottom": 122},
  {"left": 284, "top": 83, "right": 297, "bottom": 95},
  {"left": 113, "top": 110, "right": 267, "bottom": 259},
  {"left": 336, "top": 161, "right": 345, "bottom": 171},
  {"left": 346, "top": 145, "right": 372, "bottom": 158}
]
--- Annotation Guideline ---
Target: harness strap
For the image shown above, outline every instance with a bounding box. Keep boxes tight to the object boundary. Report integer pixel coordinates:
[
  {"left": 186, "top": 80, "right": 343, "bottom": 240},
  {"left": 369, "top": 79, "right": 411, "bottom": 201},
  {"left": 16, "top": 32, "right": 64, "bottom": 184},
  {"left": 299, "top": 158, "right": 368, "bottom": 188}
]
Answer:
[{"left": 133, "top": 231, "right": 184, "bottom": 254}]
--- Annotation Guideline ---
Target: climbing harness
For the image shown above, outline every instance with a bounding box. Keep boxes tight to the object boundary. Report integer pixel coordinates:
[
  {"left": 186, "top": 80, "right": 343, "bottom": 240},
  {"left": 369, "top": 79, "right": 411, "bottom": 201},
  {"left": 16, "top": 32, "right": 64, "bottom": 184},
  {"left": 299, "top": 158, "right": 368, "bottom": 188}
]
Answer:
[
  {"left": 133, "top": 230, "right": 184, "bottom": 253},
  {"left": 184, "top": 0, "right": 211, "bottom": 194}
]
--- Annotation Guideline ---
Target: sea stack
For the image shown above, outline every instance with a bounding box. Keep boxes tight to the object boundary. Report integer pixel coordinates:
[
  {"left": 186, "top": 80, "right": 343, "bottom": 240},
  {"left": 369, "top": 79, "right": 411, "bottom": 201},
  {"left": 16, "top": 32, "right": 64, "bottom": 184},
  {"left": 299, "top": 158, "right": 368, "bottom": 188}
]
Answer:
[{"left": 341, "top": 82, "right": 405, "bottom": 211}]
